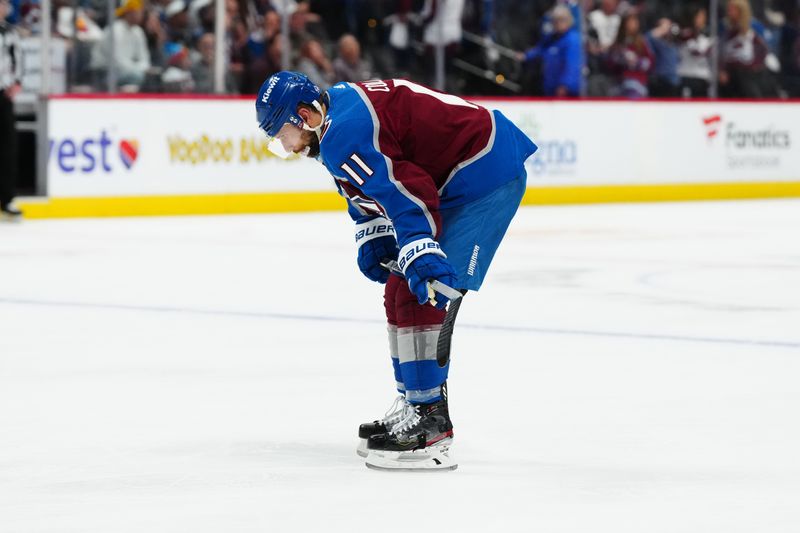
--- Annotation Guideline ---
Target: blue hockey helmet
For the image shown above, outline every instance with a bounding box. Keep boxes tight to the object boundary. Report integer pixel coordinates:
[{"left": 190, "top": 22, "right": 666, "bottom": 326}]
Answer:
[{"left": 255, "top": 71, "right": 321, "bottom": 138}]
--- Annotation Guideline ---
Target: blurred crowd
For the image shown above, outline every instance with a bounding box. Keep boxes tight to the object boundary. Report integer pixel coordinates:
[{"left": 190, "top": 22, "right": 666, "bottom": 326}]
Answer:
[
  {"left": 515, "top": 0, "right": 799, "bottom": 98},
  {"left": 3, "top": 0, "right": 799, "bottom": 97}
]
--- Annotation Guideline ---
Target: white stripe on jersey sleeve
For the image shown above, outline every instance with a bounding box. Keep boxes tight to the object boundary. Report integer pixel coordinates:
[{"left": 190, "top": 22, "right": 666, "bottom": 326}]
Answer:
[
  {"left": 340, "top": 162, "right": 365, "bottom": 185},
  {"left": 349, "top": 153, "right": 374, "bottom": 176}
]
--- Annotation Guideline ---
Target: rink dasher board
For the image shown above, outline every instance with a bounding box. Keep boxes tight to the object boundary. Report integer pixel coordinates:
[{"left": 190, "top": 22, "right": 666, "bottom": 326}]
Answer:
[{"left": 20, "top": 96, "right": 800, "bottom": 218}]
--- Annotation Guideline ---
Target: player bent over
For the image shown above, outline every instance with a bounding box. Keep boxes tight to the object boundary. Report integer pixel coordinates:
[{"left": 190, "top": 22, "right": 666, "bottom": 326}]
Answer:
[{"left": 256, "top": 72, "right": 537, "bottom": 471}]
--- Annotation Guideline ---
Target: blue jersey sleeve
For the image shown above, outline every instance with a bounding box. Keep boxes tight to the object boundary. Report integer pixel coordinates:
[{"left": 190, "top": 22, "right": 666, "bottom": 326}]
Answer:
[{"left": 321, "top": 115, "right": 441, "bottom": 248}]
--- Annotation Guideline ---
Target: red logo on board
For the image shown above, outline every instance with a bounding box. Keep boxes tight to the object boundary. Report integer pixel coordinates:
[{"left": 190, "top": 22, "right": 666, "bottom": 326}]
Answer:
[
  {"left": 702, "top": 115, "right": 722, "bottom": 141},
  {"left": 119, "top": 139, "right": 139, "bottom": 169}
]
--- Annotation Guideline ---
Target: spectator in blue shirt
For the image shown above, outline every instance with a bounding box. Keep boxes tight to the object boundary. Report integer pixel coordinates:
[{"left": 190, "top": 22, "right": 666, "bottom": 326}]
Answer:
[
  {"left": 646, "top": 18, "right": 681, "bottom": 97},
  {"left": 520, "top": 5, "right": 583, "bottom": 97}
]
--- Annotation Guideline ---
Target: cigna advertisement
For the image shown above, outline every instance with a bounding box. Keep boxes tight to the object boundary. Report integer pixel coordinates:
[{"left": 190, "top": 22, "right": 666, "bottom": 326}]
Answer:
[{"left": 47, "top": 97, "right": 800, "bottom": 198}]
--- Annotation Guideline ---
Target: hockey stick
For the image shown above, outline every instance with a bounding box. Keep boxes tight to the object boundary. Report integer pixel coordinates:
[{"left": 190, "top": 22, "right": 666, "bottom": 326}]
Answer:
[
  {"left": 435, "top": 292, "right": 465, "bottom": 367},
  {"left": 380, "top": 260, "right": 463, "bottom": 302},
  {"left": 381, "top": 260, "right": 467, "bottom": 367}
]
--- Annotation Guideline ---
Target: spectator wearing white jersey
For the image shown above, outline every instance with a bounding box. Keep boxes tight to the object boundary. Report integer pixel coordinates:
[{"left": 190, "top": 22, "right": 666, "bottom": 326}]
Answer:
[
  {"left": 586, "top": 0, "right": 621, "bottom": 95},
  {"left": 384, "top": 0, "right": 415, "bottom": 76},
  {"left": 678, "top": 6, "right": 713, "bottom": 98},
  {"left": 90, "top": 0, "right": 151, "bottom": 90},
  {"left": 720, "top": 0, "right": 778, "bottom": 97},
  {"left": 421, "top": 0, "right": 464, "bottom": 49},
  {"left": 588, "top": 0, "right": 622, "bottom": 52},
  {"left": 420, "top": 0, "right": 464, "bottom": 90}
]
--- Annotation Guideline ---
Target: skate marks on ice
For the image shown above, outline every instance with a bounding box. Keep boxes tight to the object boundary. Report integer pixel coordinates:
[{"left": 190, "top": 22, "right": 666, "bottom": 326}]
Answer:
[
  {"left": 495, "top": 262, "right": 800, "bottom": 313},
  {"left": 635, "top": 264, "right": 800, "bottom": 312},
  {"left": 447, "top": 454, "right": 799, "bottom": 508}
]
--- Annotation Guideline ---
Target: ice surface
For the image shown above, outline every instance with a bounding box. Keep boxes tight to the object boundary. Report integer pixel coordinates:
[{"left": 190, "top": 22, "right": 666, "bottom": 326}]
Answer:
[{"left": 1, "top": 200, "right": 799, "bottom": 532}]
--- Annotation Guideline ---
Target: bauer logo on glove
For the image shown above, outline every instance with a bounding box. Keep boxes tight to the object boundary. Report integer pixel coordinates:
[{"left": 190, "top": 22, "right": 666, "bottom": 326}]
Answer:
[
  {"left": 354, "top": 220, "right": 395, "bottom": 245},
  {"left": 397, "top": 239, "right": 446, "bottom": 273}
]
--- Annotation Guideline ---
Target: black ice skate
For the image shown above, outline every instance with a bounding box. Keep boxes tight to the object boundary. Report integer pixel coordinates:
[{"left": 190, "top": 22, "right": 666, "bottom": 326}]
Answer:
[
  {"left": 356, "top": 395, "right": 408, "bottom": 457},
  {"left": 365, "top": 385, "right": 456, "bottom": 471},
  {"left": 0, "top": 202, "right": 22, "bottom": 222}
]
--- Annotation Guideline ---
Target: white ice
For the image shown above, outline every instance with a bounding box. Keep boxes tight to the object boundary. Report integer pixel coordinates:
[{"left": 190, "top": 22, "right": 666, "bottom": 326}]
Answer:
[{"left": 1, "top": 199, "right": 799, "bottom": 532}]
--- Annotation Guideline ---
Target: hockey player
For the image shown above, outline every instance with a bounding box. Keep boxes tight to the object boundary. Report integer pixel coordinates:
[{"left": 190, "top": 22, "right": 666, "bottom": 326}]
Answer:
[{"left": 256, "top": 72, "right": 537, "bottom": 470}]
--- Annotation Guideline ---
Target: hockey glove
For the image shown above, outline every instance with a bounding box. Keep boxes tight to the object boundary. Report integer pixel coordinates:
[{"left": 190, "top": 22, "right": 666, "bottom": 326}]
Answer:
[
  {"left": 399, "top": 238, "right": 457, "bottom": 309},
  {"left": 355, "top": 217, "right": 398, "bottom": 284}
]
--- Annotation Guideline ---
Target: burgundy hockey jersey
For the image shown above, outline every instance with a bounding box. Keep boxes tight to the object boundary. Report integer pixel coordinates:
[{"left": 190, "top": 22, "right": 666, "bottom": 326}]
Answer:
[{"left": 319, "top": 79, "right": 537, "bottom": 247}]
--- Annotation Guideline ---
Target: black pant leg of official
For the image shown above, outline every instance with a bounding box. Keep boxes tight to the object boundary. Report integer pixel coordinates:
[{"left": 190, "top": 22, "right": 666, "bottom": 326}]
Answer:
[{"left": 0, "top": 91, "right": 19, "bottom": 208}]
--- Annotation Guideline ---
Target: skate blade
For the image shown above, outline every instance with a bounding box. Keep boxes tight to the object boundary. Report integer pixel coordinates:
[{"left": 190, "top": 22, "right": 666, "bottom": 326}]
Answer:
[
  {"left": 356, "top": 438, "right": 368, "bottom": 458},
  {"left": 365, "top": 442, "right": 457, "bottom": 472},
  {"left": 0, "top": 214, "right": 22, "bottom": 224}
]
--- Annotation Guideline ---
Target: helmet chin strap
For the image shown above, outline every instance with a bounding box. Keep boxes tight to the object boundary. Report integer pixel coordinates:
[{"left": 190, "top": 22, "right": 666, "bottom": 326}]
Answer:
[{"left": 301, "top": 100, "right": 325, "bottom": 141}]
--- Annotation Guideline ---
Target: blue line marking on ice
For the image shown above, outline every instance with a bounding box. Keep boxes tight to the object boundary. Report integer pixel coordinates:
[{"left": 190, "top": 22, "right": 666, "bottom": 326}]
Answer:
[{"left": 1, "top": 296, "right": 798, "bottom": 350}]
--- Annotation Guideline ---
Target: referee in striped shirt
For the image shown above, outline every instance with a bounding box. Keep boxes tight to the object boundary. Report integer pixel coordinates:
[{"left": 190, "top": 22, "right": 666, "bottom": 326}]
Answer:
[{"left": 1, "top": 0, "right": 22, "bottom": 220}]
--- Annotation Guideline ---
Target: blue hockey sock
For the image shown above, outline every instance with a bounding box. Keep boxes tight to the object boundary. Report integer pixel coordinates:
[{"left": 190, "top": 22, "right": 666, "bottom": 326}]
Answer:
[{"left": 397, "top": 325, "right": 449, "bottom": 404}]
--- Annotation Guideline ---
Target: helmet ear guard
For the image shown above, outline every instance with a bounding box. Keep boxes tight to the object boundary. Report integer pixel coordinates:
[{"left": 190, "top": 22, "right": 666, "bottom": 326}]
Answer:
[{"left": 300, "top": 99, "right": 325, "bottom": 139}]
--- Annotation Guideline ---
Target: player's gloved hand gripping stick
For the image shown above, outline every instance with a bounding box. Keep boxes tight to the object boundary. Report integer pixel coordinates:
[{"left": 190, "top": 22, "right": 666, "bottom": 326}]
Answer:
[
  {"left": 392, "top": 237, "right": 461, "bottom": 309},
  {"left": 380, "top": 260, "right": 463, "bottom": 304}
]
